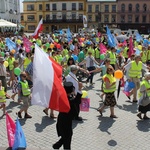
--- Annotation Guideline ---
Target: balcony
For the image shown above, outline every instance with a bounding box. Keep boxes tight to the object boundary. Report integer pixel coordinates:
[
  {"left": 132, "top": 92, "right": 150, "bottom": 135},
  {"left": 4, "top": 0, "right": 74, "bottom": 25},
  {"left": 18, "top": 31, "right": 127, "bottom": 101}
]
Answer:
[{"left": 43, "top": 19, "right": 83, "bottom": 23}]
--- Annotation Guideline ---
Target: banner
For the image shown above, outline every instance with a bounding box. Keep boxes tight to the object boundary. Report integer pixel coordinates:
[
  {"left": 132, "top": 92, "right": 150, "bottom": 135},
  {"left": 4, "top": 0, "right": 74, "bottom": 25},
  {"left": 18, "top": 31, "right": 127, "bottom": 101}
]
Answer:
[{"left": 83, "top": 15, "right": 87, "bottom": 28}]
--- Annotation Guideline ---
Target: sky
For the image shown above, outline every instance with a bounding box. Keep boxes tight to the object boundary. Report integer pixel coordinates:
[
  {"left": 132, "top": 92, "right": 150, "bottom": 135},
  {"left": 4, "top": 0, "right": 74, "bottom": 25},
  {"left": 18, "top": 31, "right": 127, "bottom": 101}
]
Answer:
[{"left": 20, "top": 0, "right": 23, "bottom": 12}]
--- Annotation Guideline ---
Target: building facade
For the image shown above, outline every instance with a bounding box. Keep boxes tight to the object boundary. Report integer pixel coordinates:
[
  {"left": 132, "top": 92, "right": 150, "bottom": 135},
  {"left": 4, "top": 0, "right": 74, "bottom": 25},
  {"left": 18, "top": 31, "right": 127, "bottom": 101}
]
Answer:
[
  {"left": 21, "top": 0, "right": 150, "bottom": 34},
  {"left": 117, "top": 0, "right": 150, "bottom": 34},
  {"left": 0, "top": 0, "right": 20, "bottom": 24},
  {"left": 22, "top": 0, "right": 86, "bottom": 33}
]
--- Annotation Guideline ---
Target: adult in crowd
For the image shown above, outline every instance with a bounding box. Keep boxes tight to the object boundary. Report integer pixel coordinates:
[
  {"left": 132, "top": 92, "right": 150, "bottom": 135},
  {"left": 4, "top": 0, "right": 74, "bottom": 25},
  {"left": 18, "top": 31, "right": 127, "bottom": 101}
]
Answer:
[
  {"left": 124, "top": 55, "right": 150, "bottom": 102},
  {"left": 53, "top": 81, "right": 82, "bottom": 149},
  {"left": 137, "top": 72, "right": 150, "bottom": 120},
  {"left": 65, "top": 65, "right": 83, "bottom": 121},
  {"left": 97, "top": 65, "right": 117, "bottom": 118}
]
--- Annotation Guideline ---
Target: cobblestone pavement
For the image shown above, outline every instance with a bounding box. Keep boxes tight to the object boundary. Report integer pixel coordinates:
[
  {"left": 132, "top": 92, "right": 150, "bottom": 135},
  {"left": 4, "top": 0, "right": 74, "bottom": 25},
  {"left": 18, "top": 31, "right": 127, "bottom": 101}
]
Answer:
[{"left": 0, "top": 73, "right": 149, "bottom": 150}]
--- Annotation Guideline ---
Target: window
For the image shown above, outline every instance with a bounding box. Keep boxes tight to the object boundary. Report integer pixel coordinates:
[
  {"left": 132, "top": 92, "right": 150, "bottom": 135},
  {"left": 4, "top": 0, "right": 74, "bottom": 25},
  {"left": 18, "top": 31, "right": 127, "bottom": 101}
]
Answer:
[
  {"left": 72, "top": 3, "right": 76, "bottom": 10},
  {"left": 39, "top": 4, "right": 42, "bottom": 11},
  {"left": 95, "top": 15, "right": 99, "bottom": 22},
  {"left": 143, "top": 4, "right": 147, "bottom": 12},
  {"left": 128, "top": 4, "right": 132, "bottom": 12},
  {"left": 142, "top": 15, "right": 146, "bottom": 23},
  {"left": 28, "top": 25, "right": 35, "bottom": 30},
  {"left": 88, "top": 5, "right": 92, "bottom": 13},
  {"left": 120, "top": 15, "right": 125, "bottom": 23},
  {"left": 104, "top": 15, "right": 109, "bottom": 22},
  {"left": 135, "top": 16, "right": 139, "bottom": 23},
  {"left": 27, "top": 15, "right": 35, "bottom": 21},
  {"left": 72, "top": 13, "right": 76, "bottom": 19},
  {"left": 128, "top": 15, "right": 132, "bottom": 22},
  {"left": 79, "top": 14, "right": 83, "bottom": 20},
  {"left": 46, "top": 14, "right": 50, "bottom": 20},
  {"left": 88, "top": 15, "right": 92, "bottom": 22},
  {"left": 52, "top": 14, "right": 56, "bottom": 20},
  {"left": 21, "top": 16, "right": 24, "bottom": 21},
  {"left": 46, "top": 4, "right": 50, "bottom": 11},
  {"left": 79, "top": 3, "right": 83, "bottom": 10},
  {"left": 27, "top": 5, "right": 34, "bottom": 11},
  {"left": 112, "top": 15, "right": 116, "bottom": 23},
  {"left": 39, "top": 15, "right": 42, "bottom": 21},
  {"left": 52, "top": 4, "right": 57, "bottom": 10},
  {"left": 121, "top": 4, "right": 125, "bottom": 12},
  {"left": 112, "top": 5, "right": 116, "bottom": 12},
  {"left": 136, "top": 4, "right": 139, "bottom": 12},
  {"left": 95, "top": 5, "right": 99, "bottom": 12},
  {"left": 105, "top": 5, "right": 109, "bottom": 12},
  {"left": 62, "top": 3, "right": 66, "bottom": 10},
  {"left": 62, "top": 13, "right": 66, "bottom": 20}
]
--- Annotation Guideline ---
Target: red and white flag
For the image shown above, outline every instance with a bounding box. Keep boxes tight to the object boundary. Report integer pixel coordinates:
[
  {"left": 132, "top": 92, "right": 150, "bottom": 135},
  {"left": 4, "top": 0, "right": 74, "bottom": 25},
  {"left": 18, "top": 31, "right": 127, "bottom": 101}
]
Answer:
[
  {"left": 31, "top": 44, "right": 70, "bottom": 113},
  {"left": 32, "top": 18, "right": 43, "bottom": 39}
]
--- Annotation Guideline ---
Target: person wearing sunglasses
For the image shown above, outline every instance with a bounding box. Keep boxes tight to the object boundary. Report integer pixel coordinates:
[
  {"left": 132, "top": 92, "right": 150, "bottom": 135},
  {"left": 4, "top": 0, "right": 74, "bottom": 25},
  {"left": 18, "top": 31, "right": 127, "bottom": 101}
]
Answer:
[{"left": 97, "top": 66, "right": 117, "bottom": 118}]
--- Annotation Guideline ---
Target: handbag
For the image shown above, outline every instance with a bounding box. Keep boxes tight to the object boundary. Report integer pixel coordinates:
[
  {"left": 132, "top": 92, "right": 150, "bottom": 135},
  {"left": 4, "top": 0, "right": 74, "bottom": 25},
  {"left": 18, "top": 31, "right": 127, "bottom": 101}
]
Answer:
[{"left": 138, "top": 91, "right": 150, "bottom": 106}]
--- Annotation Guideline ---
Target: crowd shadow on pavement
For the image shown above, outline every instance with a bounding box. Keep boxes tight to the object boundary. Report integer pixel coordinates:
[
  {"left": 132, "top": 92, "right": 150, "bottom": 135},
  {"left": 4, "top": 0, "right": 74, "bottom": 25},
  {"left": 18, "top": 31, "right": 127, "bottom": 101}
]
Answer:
[
  {"left": 98, "top": 117, "right": 116, "bottom": 135},
  {"left": 136, "top": 120, "right": 150, "bottom": 132},
  {"left": 117, "top": 102, "right": 138, "bottom": 114},
  {"left": 34, "top": 116, "right": 56, "bottom": 132},
  {"left": 6, "top": 101, "right": 19, "bottom": 111}
]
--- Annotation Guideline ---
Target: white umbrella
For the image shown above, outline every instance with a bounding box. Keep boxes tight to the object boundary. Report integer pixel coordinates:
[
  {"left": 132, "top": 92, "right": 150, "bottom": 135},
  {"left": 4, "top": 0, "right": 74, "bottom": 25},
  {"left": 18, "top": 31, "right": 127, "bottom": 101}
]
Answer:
[{"left": 116, "top": 34, "right": 129, "bottom": 41}]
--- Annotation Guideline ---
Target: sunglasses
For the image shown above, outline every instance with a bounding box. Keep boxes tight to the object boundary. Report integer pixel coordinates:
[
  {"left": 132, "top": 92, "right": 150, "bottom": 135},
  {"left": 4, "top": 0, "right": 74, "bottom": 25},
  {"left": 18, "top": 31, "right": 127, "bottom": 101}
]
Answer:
[{"left": 108, "top": 69, "right": 113, "bottom": 71}]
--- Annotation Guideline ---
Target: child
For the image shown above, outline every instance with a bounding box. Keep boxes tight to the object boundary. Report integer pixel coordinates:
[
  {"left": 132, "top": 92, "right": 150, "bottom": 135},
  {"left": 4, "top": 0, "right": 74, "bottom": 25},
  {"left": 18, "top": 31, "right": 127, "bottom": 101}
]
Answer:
[
  {"left": 17, "top": 72, "right": 32, "bottom": 119},
  {"left": 0, "top": 80, "right": 6, "bottom": 116},
  {"left": 11, "top": 60, "right": 19, "bottom": 101}
]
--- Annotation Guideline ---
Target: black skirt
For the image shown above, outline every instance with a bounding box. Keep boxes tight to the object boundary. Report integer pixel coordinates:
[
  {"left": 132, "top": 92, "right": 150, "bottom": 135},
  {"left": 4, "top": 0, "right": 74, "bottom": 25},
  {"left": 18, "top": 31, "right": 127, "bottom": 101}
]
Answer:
[
  {"left": 138, "top": 103, "right": 150, "bottom": 113},
  {"left": 104, "top": 92, "right": 116, "bottom": 107}
]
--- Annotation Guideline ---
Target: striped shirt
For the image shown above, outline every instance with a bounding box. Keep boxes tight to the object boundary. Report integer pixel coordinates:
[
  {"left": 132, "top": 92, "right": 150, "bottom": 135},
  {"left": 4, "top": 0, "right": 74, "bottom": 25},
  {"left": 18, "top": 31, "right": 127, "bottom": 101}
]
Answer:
[{"left": 0, "top": 63, "right": 6, "bottom": 77}]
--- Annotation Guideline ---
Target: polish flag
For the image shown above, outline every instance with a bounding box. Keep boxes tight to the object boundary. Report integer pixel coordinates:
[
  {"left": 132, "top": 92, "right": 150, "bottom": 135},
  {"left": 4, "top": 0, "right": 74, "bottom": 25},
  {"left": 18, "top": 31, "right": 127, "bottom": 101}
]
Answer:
[
  {"left": 31, "top": 44, "right": 70, "bottom": 113},
  {"left": 32, "top": 18, "right": 43, "bottom": 39}
]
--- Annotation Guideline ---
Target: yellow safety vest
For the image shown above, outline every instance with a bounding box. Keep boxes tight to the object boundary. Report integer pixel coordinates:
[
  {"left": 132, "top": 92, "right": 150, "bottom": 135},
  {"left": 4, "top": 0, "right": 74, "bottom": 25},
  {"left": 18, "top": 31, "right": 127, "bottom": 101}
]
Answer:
[
  {"left": 20, "top": 81, "right": 31, "bottom": 96},
  {"left": 128, "top": 61, "right": 142, "bottom": 78},
  {"left": 24, "top": 57, "right": 31, "bottom": 69},
  {"left": 95, "top": 48, "right": 100, "bottom": 59},
  {"left": 8, "top": 57, "right": 15, "bottom": 71},
  {"left": 103, "top": 74, "right": 116, "bottom": 93},
  {"left": 122, "top": 47, "right": 128, "bottom": 58},
  {"left": 147, "top": 50, "right": 150, "bottom": 61},
  {"left": 141, "top": 51, "right": 147, "bottom": 63},
  {"left": 138, "top": 80, "right": 150, "bottom": 97},
  {"left": 109, "top": 52, "right": 116, "bottom": 65},
  {"left": 0, "top": 87, "right": 6, "bottom": 103}
]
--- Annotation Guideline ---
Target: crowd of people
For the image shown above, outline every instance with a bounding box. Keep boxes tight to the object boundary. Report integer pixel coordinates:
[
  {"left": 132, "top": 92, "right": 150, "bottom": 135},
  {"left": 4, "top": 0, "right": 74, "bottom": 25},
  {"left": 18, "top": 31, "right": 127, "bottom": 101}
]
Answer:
[{"left": 0, "top": 30, "right": 150, "bottom": 149}]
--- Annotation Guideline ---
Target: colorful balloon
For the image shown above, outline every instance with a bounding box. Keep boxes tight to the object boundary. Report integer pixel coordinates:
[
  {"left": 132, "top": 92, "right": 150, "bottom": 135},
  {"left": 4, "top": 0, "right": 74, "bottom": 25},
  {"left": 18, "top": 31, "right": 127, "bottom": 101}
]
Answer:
[
  {"left": 50, "top": 44, "right": 54, "bottom": 49},
  {"left": 82, "top": 90, "right": 88, "bottom": 98},
  {"left": 114, "top": 70, "right": 123, "bottom": 79},
  {"left": 14, "top": 67, "right": 21, "bottom": 76},
  {"left": 100, "top": 54, "right": 105, "bottom": 60},
  {"left": 1, "top": 52, "right": 5, "bottom": 57},
  {"left": 4, "top": 61, "right": 8, "bottom": 67},
  {"left": 11, "top": 49, "right": 16, "bottom": 54}
]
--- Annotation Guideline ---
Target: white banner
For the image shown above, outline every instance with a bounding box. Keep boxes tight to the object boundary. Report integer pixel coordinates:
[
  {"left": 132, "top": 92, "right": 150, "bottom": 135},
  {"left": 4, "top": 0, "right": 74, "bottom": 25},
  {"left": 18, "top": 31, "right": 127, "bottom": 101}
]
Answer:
[{"left": 83, "top": 15, "right": 87, "bottom": 28}]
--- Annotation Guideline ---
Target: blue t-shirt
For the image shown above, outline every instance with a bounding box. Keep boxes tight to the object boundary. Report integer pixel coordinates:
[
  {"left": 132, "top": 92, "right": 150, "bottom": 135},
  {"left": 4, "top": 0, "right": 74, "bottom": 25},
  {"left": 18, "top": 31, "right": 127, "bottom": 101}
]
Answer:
[{"left": 100, "top": 65, "right": 107, "bottom": 76}]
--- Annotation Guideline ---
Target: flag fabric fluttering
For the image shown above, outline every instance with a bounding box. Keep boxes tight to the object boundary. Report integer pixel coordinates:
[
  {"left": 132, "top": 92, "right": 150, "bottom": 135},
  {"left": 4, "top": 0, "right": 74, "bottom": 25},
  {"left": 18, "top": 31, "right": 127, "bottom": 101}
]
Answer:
[
  {"left": 6, "top": 113, "right": 16, "bottom": 147},
  {"left": 106, "top": 26, "right": 116, "bottom": 48},
  {"left": 67, "top": 28, "right": 72, "bottom": 43},
  {"left": 6, "top": 38, "right": 17, "bottom": 51},
  {"left": 128, "top": 37, "right": 134, "bottom": 58},
  {"left": 99, "top": 43, "right": 107, "bottom": 54},
  {"left": 23, "top": 37, "right": 33, "bottom": 53},
  {"left": 32, "top": 18, "right": 43, "bottom": 39},
  {"left": 136, "top": 33, "right": 143, "bottom": 42},
  {"left": 31, "top": 44, "right": 70, "bottom": 113},
  {"left": 12, "top": 119, "right": 27, "bottom": 150}
]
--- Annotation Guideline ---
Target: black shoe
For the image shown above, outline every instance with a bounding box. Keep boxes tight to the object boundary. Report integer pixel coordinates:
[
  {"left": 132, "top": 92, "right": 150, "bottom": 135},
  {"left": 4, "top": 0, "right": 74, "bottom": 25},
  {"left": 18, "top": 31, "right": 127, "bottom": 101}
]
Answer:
[
  {"left": 24, "top": 113, "right": 32, "bottom": 119},
  {"left": 17, "top": 112, "right": 22, "bottom": 119},
  {"left": 52, "top": 144, "right": 60, "bottom": 149},
  {"left": 74, "top": 117, "right": 83, "bottom": 121}
]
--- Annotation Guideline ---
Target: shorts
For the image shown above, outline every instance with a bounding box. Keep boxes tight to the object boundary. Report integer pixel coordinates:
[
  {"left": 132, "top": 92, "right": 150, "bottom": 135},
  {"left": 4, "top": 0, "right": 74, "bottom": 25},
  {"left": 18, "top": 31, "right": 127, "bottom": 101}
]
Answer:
[{"left": 20, "top": 95, "right": 30, "bottom": 109}]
